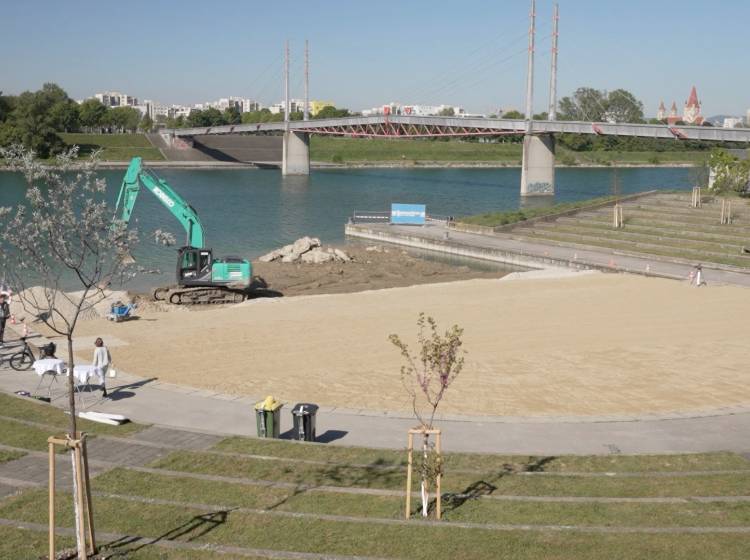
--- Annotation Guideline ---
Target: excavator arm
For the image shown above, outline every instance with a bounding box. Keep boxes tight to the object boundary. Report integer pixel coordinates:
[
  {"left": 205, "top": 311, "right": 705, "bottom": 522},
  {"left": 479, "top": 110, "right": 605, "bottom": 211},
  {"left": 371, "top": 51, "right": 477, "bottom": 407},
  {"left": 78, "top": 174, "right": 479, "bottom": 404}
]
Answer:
[{"left": 115, "top": 157, "right": 205, "bottom": 248}]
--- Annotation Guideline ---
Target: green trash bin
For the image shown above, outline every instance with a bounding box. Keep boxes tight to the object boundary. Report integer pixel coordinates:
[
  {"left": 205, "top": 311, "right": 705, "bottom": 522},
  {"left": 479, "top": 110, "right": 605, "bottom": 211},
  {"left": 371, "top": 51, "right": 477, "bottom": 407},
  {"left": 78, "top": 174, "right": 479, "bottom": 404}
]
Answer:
[{"left": 255, "top": 396, "right": 283, "bottom": 438}]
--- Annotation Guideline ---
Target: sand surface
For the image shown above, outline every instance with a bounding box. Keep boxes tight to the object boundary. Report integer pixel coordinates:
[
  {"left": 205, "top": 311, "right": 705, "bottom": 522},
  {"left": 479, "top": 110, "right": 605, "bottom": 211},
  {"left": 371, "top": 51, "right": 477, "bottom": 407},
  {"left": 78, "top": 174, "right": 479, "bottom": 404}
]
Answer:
[{"left": 64, "top": 272, "right": 750, "bottom": 418}]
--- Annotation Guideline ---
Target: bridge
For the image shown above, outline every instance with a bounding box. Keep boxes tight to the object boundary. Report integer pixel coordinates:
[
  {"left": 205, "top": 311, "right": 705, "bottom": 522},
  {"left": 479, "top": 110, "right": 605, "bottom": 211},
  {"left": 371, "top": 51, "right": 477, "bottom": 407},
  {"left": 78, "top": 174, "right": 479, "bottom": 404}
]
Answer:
[
  {"left": 164, "top": 0, "right": 750, "bottom": 195},
  {"left": 166, "top": 115, "right": 750, "bottom": 194}
]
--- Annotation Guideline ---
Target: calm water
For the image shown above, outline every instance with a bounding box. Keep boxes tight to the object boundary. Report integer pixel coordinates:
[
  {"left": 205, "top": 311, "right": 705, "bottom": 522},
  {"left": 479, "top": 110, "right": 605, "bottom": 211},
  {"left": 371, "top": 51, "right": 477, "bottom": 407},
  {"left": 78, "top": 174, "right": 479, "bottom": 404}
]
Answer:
[{"left": 0, "top": 166, "right": 690, "bottom": 290}]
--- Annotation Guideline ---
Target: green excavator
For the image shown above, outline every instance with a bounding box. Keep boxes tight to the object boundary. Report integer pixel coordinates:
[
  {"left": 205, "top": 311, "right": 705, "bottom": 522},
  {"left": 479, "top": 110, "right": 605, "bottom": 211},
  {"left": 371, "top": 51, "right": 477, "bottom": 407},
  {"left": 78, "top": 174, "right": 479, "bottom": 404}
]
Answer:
[{"left": 115, "top": 157, "right": 252, "bottom": 304}]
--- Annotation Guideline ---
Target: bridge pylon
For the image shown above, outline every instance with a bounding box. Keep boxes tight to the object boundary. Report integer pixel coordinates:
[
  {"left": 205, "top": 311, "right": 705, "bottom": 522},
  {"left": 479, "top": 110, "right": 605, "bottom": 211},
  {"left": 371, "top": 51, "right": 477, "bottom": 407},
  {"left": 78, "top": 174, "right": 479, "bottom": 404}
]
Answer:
[
  {"left": 520, "top": 133, "right": 555, "bottom": 196},
  {"left": 282, "top": 131, "right": 310, "bottom": 175}
]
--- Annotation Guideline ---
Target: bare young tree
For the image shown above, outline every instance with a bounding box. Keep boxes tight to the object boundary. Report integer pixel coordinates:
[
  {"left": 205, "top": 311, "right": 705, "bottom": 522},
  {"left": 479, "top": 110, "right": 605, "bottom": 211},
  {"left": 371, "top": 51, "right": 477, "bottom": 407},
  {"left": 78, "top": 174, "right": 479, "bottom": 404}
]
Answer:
[
  {"left": 0, "top": 145, "right": 139, "bottom": 557},
  {"left": 390, "top": 313, "right": 465, "bottom": 517}
]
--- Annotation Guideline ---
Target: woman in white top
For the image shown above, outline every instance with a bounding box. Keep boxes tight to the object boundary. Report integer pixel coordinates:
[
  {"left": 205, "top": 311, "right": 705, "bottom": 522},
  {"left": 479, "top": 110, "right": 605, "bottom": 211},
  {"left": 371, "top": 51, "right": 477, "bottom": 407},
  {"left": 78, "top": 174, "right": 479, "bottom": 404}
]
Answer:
[{"left": 93, "top": 338, "right": 111, "bottom": 397}]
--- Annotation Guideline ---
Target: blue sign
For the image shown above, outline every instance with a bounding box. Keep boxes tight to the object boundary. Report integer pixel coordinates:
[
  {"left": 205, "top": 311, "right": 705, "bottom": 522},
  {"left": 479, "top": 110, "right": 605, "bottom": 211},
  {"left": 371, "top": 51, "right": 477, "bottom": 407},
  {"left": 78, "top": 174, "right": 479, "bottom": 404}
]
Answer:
[{"left": 391, "top": 203, "right": 426, "bottom": 225}]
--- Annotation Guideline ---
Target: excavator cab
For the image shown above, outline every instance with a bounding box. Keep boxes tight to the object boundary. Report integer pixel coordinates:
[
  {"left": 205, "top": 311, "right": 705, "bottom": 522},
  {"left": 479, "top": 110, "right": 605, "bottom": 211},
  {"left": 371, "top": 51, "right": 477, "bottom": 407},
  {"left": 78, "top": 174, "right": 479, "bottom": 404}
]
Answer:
[
  {"left": 177, "top": 247, "right": 214, "bottom": 284},
  {"left": 177, "top": 246, "right": 251, "bottom": 288}
]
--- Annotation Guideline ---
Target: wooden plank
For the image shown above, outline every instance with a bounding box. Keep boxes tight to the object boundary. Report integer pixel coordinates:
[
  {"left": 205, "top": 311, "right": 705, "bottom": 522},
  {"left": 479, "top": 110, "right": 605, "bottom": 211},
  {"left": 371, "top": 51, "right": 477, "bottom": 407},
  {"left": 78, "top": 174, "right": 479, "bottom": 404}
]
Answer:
[
  {"left": 81, "top": 438, "right": 97, "bottom": 555},
  {"left": 48, "top": 442, "right": 55, "bottom": 560},
  {"left": 405, "top": 432, "right": 413, "bottom": 520}
]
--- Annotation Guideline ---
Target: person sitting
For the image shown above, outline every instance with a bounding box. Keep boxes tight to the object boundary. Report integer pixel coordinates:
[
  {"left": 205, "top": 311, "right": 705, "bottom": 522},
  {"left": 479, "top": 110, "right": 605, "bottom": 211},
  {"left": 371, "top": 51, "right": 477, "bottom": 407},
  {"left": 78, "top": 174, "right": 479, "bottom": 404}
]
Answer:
[{"left": 40, "top": 342, "right": 57, "bottom": 358}]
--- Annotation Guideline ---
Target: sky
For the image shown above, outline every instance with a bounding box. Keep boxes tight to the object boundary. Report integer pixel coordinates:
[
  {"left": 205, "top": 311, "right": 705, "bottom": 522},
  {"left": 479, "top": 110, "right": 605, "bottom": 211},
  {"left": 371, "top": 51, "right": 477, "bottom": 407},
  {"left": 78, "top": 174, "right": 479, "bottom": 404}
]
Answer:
[{"left": 2, "top": 0, "right": 749, "bottom": 117}]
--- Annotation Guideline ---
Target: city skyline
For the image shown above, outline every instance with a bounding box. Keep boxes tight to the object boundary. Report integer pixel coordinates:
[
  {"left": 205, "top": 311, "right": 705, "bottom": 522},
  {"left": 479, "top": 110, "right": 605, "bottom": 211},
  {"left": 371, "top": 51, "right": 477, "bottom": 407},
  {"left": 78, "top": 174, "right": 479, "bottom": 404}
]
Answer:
[{"left": 2, "top": 0, "right": 749, "bottom": 116}]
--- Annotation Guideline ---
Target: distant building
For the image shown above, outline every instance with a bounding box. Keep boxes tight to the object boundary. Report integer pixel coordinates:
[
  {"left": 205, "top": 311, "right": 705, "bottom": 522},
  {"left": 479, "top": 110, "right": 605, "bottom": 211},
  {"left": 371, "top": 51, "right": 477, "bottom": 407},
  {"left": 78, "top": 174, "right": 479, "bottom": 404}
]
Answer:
[
  {"left": 94, "top": 91, "right": 138, "bottom": 107},
  {"left": 682, "top": 86, "right": 704, "bottom": 125},
  {"left": 656, "top": 86, "right": 704, "bottom": 125},
  {"left": 361, "top": 102, "right": 466, "bottom": 117},
  {"left": 746, "top": 108, "right": 750, "bottom": 126},
  {"left": 309, "top": 100, "right": 334, "bottom": 116},
  {"left": 723, "top": 117, "right": 743, "bottom": 128},
  {"left": 269, "top": 99, "right": 306, "bottom": 114}
]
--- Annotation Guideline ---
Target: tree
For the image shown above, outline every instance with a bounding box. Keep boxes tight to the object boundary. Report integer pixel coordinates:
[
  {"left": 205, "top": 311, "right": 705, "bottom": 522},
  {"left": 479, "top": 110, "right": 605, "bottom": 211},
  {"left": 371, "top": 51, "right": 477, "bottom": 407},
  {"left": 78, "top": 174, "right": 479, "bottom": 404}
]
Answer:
[
  {"left": 139, "top": 114, "right": 154, "bottom": 132},
  {"left": 606, "top": 89, "right": 644, "bottom": 123},
  {"left": 0, "top": 146, "right": 141, "bottom": 557},
  {"left": 107, "top": 106, "right": 140, "bottom": 132},
  {"left": 223, "top": 106, "right": 241, "bottom": 125},
  {"left": 558, "top": 87, "right": 608, "bottom": 121},
  {"left": 79, "top": 99, "right": 107, "bottom": 131},
  {"left": 4, "top": 90, "right": 64, "bottom": 157},
  {"left": 438, "top": 107, "right": 455, "bottom": 117},
  {"left": 313, "top": 105, "right": 350, "bottom": 119},
  {"left": 165, "top": 115, "right": 185, "bottom": 128},
  {"left": 389, "top": 313, "right": 465, "bottom": 518},
  {"left": 501, "top": 110, "right": 524, "bottom": 119},
  {"left": 708, "top": 149, "right": 750, "bottom": 194},
  {"left": 49, "top": 99, "right": 80, "bottom": 133}
]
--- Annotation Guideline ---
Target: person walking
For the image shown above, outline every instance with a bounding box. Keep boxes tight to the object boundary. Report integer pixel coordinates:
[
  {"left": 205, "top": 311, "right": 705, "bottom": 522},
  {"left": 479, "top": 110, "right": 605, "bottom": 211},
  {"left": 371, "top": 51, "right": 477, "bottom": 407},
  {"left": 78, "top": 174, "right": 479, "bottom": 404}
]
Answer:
[
  {"left": 92, "top": 338, "right": 111, "bottom": 397},
  {"left": 0, "top": 294, "right": 9, "bottom": 347},
  {"left": 693, "top": 264, "right": 705, "bottom": 287}
]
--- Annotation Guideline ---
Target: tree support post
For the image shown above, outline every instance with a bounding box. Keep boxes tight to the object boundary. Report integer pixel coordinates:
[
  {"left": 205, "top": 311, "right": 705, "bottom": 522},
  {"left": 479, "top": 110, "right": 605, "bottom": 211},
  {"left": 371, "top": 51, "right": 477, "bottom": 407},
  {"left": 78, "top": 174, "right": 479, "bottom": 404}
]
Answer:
[
  {"left": 48, "top": 433, "right": 96, "bottom": 560},
  {"left": 405, "top": 427, "right": 442, "bottom": 520}
]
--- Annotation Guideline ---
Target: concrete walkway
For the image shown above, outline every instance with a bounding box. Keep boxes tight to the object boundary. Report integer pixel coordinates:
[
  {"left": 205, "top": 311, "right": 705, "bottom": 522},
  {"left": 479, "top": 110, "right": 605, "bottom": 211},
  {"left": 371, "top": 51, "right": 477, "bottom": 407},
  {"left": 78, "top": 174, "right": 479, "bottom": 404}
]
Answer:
[
  {"left": 1, "top": 364, "right": 750, "bottom": 455},
  {"left": 346, "top": 222, "right": 750, "bottom": 287}
]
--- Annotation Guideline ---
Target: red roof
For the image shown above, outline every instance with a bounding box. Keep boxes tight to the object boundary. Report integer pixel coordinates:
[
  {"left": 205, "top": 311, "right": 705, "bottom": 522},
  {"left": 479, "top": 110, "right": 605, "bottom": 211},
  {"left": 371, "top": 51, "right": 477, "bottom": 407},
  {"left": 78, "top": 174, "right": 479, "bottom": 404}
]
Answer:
[{"left": 686, "top": 86, "right": 699, "bottom": 107}]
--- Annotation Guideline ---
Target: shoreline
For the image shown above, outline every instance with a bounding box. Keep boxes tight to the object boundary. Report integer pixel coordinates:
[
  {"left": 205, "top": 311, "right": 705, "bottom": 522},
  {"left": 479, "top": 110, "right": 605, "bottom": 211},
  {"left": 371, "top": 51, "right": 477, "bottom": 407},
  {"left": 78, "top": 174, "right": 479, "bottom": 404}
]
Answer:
[{"left": 0, "top": 160, "right": 699, "bottom": 171}]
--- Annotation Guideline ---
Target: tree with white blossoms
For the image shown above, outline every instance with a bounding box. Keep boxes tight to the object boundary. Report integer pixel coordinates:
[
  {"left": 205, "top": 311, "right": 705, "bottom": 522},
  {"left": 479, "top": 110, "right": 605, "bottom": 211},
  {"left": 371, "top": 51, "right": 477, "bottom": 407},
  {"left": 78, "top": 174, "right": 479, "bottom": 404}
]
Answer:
[
  {"left": 389, "top": 313, "right": 465, "bottom": 518},
  {"left": 0, "top": 145, "right": 155, "bottom": 558}
]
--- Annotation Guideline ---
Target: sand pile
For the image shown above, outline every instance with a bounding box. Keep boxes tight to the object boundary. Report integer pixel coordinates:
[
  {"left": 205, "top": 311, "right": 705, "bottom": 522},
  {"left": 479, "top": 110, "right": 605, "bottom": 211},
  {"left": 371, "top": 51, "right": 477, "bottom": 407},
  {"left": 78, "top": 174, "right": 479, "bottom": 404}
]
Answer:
[{"left": 9, "top": 286, "right": 132, "bottom": 324}]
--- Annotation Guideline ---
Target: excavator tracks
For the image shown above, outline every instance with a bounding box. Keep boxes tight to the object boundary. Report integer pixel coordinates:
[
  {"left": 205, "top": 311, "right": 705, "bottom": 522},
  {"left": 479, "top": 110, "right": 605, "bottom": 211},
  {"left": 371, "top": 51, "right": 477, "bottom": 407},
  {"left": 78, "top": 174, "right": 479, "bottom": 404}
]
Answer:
[{"left": 153, "top": 286, "right": 246, "bottom": 305}]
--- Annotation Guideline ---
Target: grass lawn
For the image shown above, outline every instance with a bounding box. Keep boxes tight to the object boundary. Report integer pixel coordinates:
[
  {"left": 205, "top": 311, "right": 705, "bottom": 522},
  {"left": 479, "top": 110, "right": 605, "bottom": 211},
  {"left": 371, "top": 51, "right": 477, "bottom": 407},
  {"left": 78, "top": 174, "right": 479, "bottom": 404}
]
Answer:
[
  {"left": 60, "top": 133, "right": 164, "bottom": 161},
  {"left": 0, "top": 449, "right": 24, "bottom": 464},
  {"left": 2, "top": 489, "right": 749, "bottom": 560},
  {"left": 1, "top": 400, "right": 749, "bottom": 559},
  {"left": 214, "top": 435, "right": 750, "bottom": 473},
  {"left": 0, "top": 393, "right": 146, "bottom": 440},
  {"left": 150, "top": 449, "right": 750, "bottom": 497},
  {"left": 459, "top": 195, "right": 620, "bottom": 227}
]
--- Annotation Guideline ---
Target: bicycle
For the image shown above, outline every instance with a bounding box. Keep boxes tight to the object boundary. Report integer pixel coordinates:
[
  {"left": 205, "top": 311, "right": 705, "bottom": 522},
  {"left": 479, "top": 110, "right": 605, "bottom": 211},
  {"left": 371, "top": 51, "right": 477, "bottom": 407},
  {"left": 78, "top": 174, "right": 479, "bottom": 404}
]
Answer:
[{"left": 0, "top": 337, "right": 36, "bottom": 371}]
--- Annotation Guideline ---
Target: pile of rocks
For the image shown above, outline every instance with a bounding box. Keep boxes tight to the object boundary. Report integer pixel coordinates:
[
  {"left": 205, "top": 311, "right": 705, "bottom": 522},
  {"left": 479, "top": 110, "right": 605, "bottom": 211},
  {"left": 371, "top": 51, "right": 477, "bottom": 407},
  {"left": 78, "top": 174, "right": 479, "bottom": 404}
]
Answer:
[{"left": 258, "top": 237, "right": 352, "bottom": 264}]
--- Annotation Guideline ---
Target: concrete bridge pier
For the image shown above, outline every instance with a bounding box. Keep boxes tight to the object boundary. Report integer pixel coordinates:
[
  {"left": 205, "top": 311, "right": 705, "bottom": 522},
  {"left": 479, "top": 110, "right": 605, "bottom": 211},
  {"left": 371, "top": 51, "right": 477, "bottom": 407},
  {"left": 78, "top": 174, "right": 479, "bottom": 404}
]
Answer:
[
  {"left": 282, "top": 131, "right": 310, "bottom": 175},
  {"left": 520, "top": 133, "right": 555, "bottom": 196}
]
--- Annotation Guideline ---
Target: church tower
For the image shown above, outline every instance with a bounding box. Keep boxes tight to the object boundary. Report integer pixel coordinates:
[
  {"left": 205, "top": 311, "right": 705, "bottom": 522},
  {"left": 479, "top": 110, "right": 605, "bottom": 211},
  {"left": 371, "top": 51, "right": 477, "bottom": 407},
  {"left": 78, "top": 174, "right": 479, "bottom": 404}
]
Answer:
[
  {"left": 667, "top": 102, "right": 679, "bottom": 125},
  {"left": 657, "top": 101, "right": 667, "bottom": 121},
  {"left": 683, "top": 86, "right": 704, "bottom": 125}
]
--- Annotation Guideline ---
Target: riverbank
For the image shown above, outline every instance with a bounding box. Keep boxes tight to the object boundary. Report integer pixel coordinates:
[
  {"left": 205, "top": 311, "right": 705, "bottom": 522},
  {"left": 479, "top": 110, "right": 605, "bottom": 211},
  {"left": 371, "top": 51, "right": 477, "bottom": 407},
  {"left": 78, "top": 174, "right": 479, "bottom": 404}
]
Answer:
[{"left": 54, "top": 271, "right": 750, "bottom": 419}]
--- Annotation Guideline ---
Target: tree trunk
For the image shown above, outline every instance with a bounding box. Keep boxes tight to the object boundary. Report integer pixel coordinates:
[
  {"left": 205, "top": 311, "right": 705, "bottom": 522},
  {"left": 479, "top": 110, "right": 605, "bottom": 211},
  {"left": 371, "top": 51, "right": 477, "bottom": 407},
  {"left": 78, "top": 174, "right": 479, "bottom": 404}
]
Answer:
[
  {"left": 66, "top": 334, "right": 86, "bottom": 558},
  {"left": 421, "top": 433, "right": 429, "bottom": 517},
  {"left": 67, "top": 334, "right": 76, "bottom": 438}
]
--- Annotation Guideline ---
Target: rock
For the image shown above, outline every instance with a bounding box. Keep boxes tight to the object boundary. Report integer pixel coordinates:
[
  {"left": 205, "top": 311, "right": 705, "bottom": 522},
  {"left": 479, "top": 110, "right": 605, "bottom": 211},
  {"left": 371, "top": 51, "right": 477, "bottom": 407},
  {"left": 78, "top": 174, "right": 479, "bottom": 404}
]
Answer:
[
  {"left": 365, "top": 245, "right": 381, "bottom": 252},
  {"left": 291, "top": 236, "right": 319, "bottom": 257},
  {"left": 333, "top": 248, "right": 351, "bottom": 262},
  {"left": 258, "top": 248, "right": 284, "bottom": 262},
  {"left": 281, "top": 253, "right": 299, "bottom": 263},
  {"left": 300, "top": 248, "right": 334, "bottom": 264}
]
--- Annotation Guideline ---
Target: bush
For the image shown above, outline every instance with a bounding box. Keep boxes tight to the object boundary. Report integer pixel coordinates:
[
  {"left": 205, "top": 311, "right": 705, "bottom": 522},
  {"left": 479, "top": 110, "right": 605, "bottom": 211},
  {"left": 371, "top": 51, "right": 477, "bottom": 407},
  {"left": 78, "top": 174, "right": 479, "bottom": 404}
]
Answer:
[{"left": 331, "top": 154, "right": 343, "bottom": 163}]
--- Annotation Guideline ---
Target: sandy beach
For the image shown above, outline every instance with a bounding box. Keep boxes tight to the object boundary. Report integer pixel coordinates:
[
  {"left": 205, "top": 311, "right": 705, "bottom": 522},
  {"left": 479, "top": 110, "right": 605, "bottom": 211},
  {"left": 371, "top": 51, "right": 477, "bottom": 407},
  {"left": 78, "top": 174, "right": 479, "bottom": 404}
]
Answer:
[{"left": 48, "top": 270, "right": 749, "bottom": 419}]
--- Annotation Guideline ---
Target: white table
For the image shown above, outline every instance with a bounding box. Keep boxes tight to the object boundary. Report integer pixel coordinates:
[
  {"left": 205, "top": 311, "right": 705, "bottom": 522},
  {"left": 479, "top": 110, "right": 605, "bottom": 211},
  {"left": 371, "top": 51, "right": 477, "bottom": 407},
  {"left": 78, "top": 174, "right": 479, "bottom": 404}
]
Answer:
[
  {"left": 31, "top": 360, "right": 105, "bottom": 403},
  {"left": 72, "top": 365, "right": 105, "bottom": 386},
  {"left": 33, "top": 358, "right": 66, "bottom": 376},
  {"left": 33, "top": 359, "right": 66, "bottom": 398}
]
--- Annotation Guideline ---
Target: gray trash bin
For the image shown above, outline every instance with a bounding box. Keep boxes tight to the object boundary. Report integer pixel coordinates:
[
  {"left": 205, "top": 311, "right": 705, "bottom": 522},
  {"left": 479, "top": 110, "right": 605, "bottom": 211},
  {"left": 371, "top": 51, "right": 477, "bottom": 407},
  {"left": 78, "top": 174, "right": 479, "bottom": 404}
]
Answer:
[{"left": 291, "top": 403, "right": 319, "bottom": 442}]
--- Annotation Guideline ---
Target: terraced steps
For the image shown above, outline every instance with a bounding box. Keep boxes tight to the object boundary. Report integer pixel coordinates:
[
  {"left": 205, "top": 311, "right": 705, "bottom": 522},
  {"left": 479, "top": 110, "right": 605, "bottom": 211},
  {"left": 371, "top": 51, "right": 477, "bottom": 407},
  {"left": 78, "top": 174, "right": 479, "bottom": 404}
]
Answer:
[{"left": 506, "top": 192, "right": 750, "bottom": 270}]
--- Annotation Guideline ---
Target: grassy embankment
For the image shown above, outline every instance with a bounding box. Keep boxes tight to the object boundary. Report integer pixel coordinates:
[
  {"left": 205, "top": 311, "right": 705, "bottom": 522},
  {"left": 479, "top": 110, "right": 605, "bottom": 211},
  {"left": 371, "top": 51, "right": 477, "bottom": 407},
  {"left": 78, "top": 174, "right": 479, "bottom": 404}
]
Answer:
[
  {"left": 459, "top": 195, "right": 624, "bottom": 227},
  {"left": 60, "top": 133, "right": 164, "bottom": 161},
  {"left": 0, "top": 393, "right": 750, "bottom": 558},
  {"left": 50, "top": 133, "right": 710, "bottom": 165},
  {"left": 311, "top": 136, "right": 709, "bottom": 165},
  {"left": 461, "top": 191, "right": 750, "bottom": 269}
]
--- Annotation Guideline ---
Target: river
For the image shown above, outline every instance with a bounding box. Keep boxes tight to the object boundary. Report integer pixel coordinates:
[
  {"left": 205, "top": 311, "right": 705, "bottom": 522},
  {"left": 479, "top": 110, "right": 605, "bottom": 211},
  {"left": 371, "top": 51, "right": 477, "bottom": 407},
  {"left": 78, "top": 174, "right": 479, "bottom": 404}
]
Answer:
[{"left": 0, "top": 166, "right": 691, "bottom": 290}]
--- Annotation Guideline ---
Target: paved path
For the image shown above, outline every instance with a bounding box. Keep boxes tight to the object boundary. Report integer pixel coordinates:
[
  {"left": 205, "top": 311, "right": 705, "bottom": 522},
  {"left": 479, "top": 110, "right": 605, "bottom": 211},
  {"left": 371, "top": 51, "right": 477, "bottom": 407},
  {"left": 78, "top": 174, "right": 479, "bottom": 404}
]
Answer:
[
  {"left": 347, "top": 222, "right": 750, "bottom": 287},
  {"left": 2, "top": 365, "right": 750, "bottom": 455}
]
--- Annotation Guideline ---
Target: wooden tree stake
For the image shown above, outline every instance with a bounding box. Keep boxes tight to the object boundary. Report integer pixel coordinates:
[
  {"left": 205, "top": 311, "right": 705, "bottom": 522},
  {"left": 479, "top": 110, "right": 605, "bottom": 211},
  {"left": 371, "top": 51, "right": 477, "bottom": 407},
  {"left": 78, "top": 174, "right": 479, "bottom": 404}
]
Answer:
[{"left": 405, "top": 427, "right": 442, "bottom": 520}]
